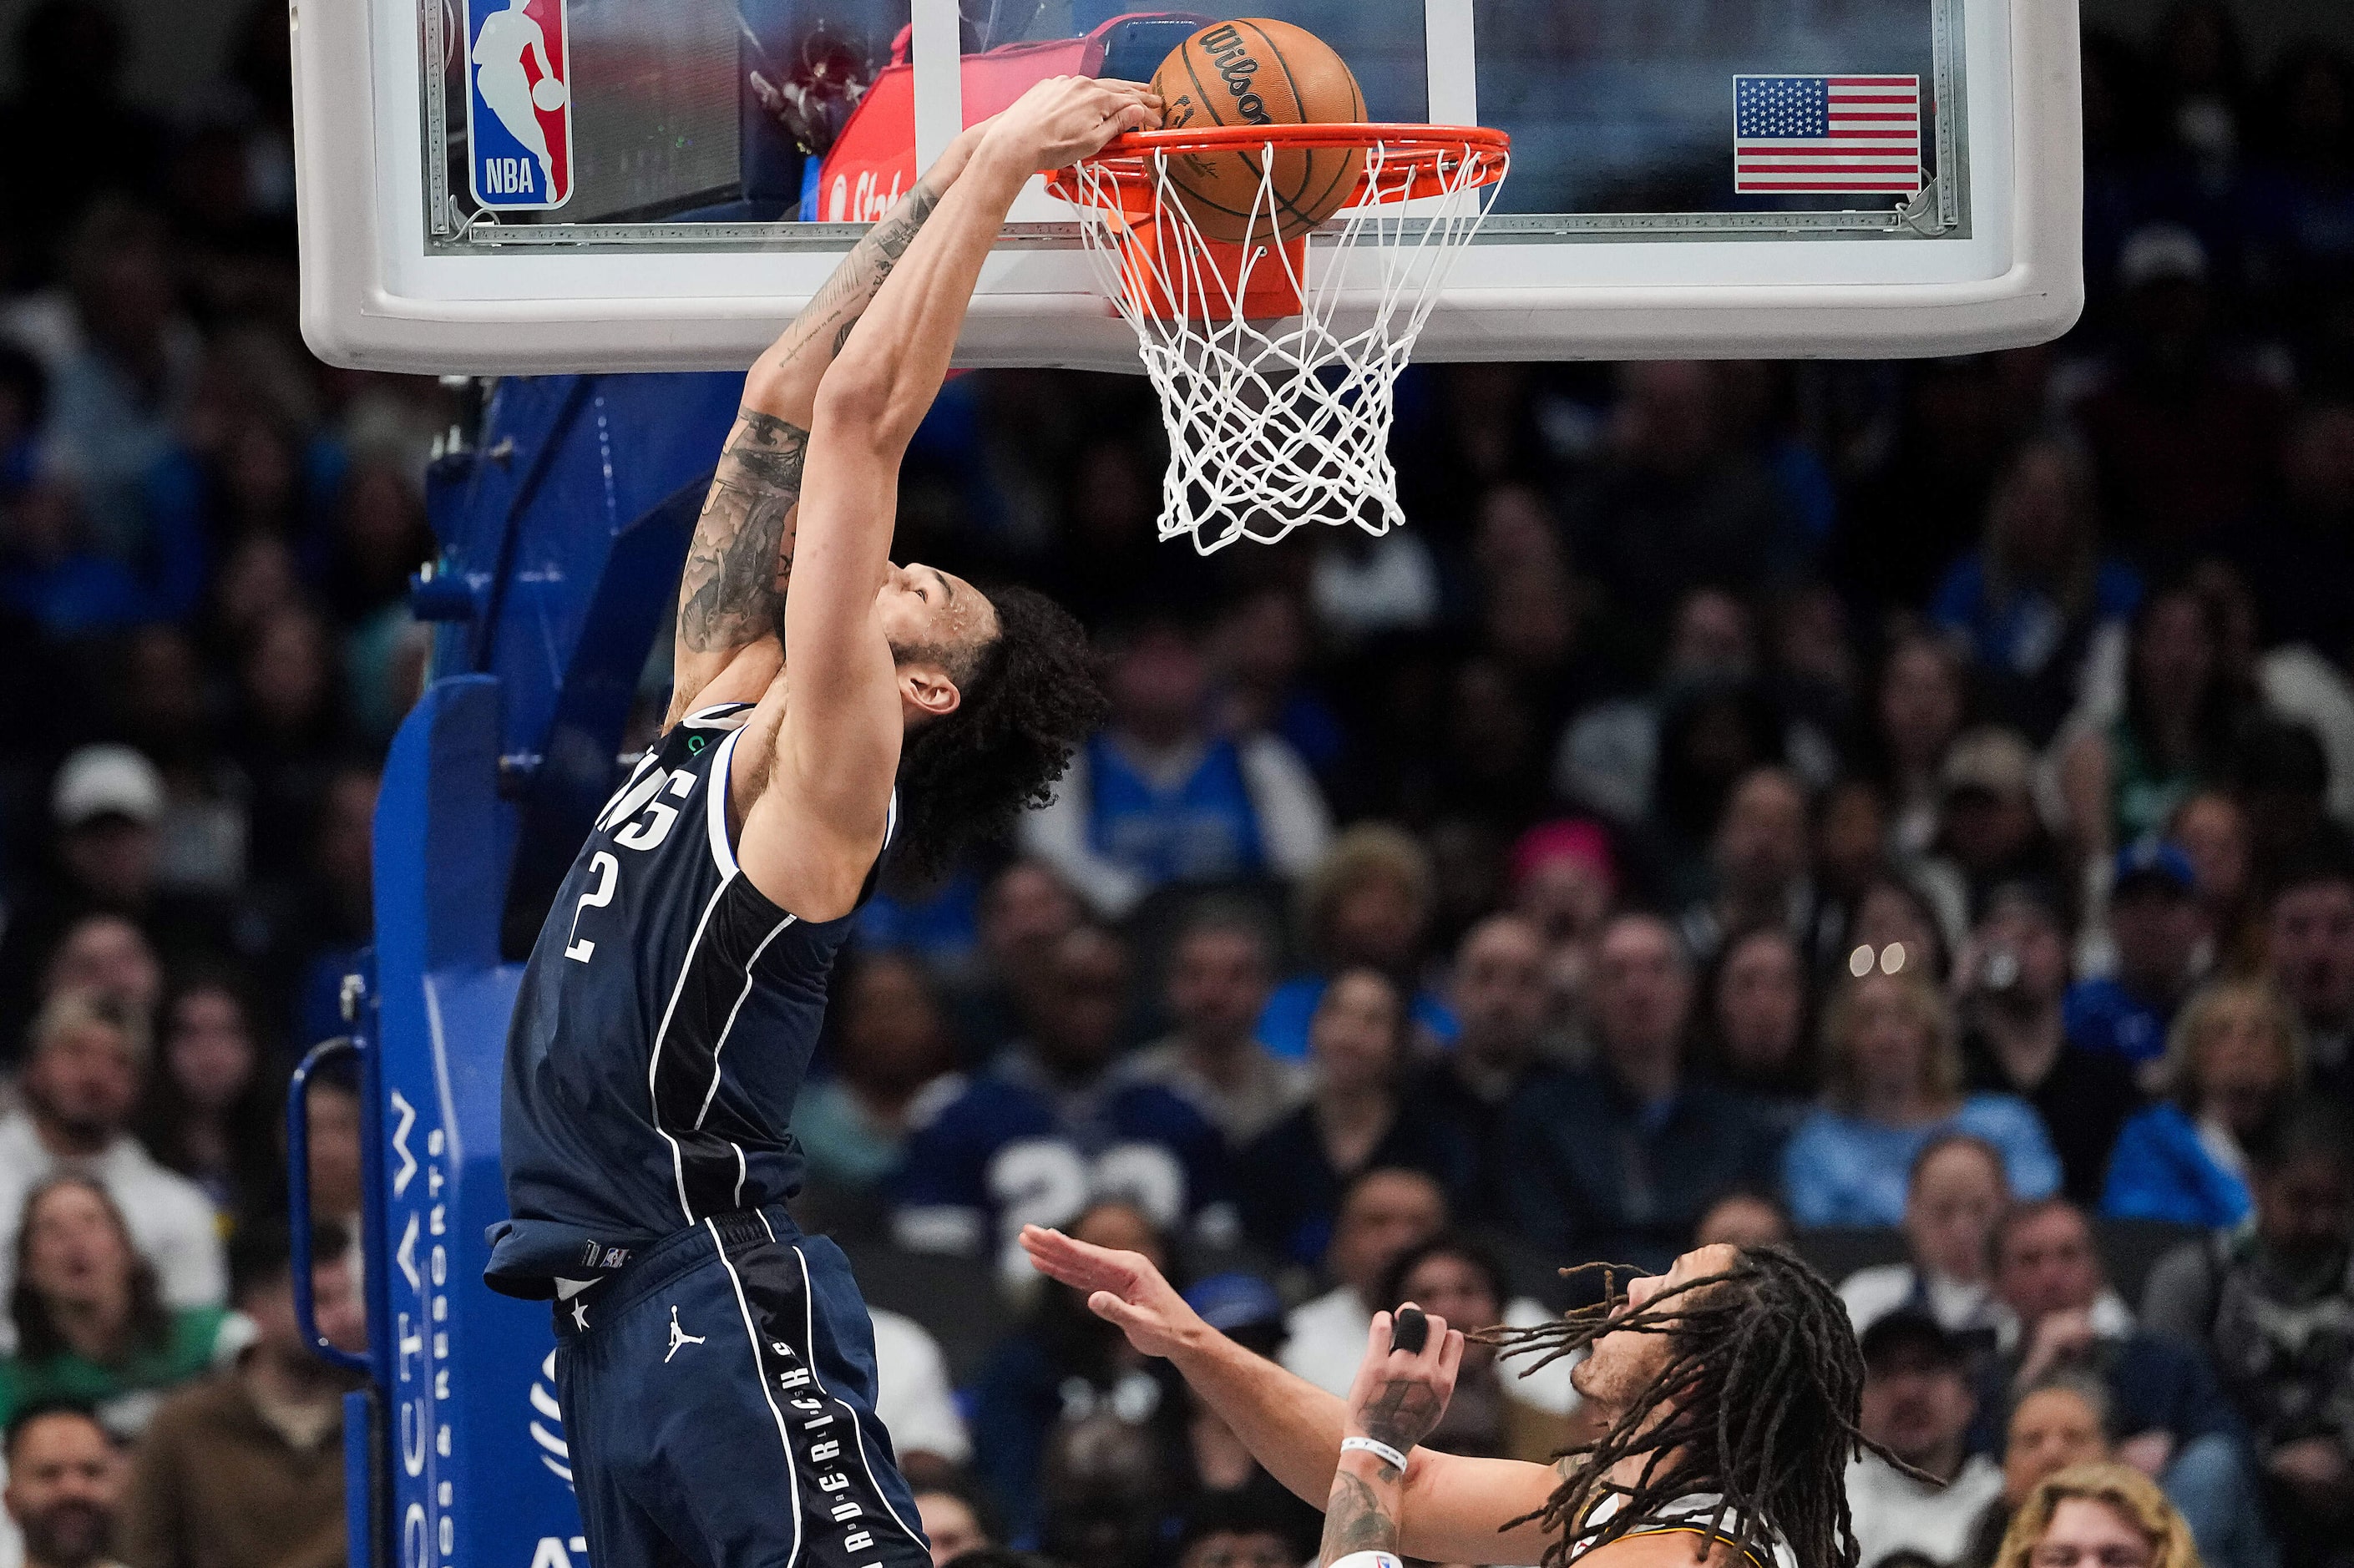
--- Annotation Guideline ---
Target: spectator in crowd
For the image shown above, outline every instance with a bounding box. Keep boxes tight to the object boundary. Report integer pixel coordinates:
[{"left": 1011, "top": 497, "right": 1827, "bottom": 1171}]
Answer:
[
  {"left": 33, "top": 920, "right": 159, "bottom": 1034},
  {"left": 0, "top": 1177, "right": 237, "bottom": 1437},
  {"left": 912, "top": 1474, "right": 998, "bottom": 1568},
  {"left": 1922, "top": 728, "right": 2068, "bottom": 931},
  {"left": 2172, "top": 792, "right": 2265, "bottom": 978},
  {"left": 1553, "top": 586, "right": 1760, "bottom": 825},
  {"left": 1374, "top": 1236, "right": 1578, "bottom": 1461},
  {"left": 1503, "top": 817, "right": 1618, "bottom": 1039},
  {"left": 1560, "top": 362, "right": 1811, "bottom": 635},
  {"left": 1931, "top": 438, "right": 2142, "bottom": 747},
  {"left": 1698, "top": 924, "right": 1815, "bottom": 1131},
  {"left": 1958, "top": 884, "right": 2144, "bottom": 1206},
  {"left": 119, "top": 1218, "right": 362, "bottom": 1568},
  {"left": 296, "top": 1064, "right": 360, "bottom": 1245},
  {"left": 2263, "top": 848, "right": 2354, "bottom": 1105},
  {"left": 1116, "top": 904, "right": 1301, "bottom": 1146},
  {"left": 893, "top": 926, "right": 1230, "bottom": 1285},
  {"left": 1206, "top": 586, "right": 1344, "bottom": 792},
  {"left": 1692, "top": 1189, "right": 1792, "bottom": 1250},
  {"left": 1018, "top": 618, "right": 1332, "bottom": 920},
  {"left": 2073, "top": 220, "right": 2290, "bottom": 569},
  {"left": 129, "top": 974, "right": 281, "bottom": 1228},
  {"left": 2141, "top": 1102, "right": 2354, "bottom": 1566},
  {"left": 950, "top": 859, "right": 1084, "bottom": 1060},
  {"left": 0, "top": 994, "right": 221, "bottom": 1314},
  {"left": 1850, "top": 872, "right": 1957, "bottom": 984},
  {"left": 1164, "top": 1486, "right": 1315, "bottom": 1568},
  {"left": 1235, "top": 968, "right": 1461, "bottom": 1268},
  {"left": 2069, "top": 843, "right": 2210, "bottom": 1071},
  {"left": 2101, "top": 979, "right": 2304, "bottom": 1228},
  {"left": 1987, "top": 1198, "right": 2270, "bottom": 1568},
  {"left": 2060, "top": 588, "right": 2243, "bottom": 869},
  {"left": 1865, "top": 630, "right": 1972, "bottom": 863},
  {"left": 0, "top": 742, "right": 186, "bottom": 1052},
  {"left": 3, "top": 1403, "right": 124, "bottom": 1568},
  {"left": 973, "top": 1201, "right": 1183, "bottom": 1543},
  {"left": 1989, "top": 1463, "right": 2202, "bottom": 1568},
  {"left": 1035, "top": 1388, "right": 1180, "bottom": 1568},
  {"left": 796, "top": 952, "right": 960, "bottom": 1223},
  {"left": 1677, "top": 765, "right": 1818, "bottom": 966},
  {"left": 1846, "top": 1310, "right": 2006, "bottom": 1568},
  {"left": 1502, "top": 913, "right": 1781, "bottom": 1276},
  {"left": 1962, "top": 1378, "right": 2117, "bottom": 1568},
  {"left": 1171, "top": 1271, "right": 1314, "bottom": 1527},
  {"left": 1277, "top": 1167, "right": 1446, "bottom": 1397},
  {"left": 1784, "top": 967, "right": 2062, "bottom": 1227},
  {"left": 872, "top": 1308, "right": 974, "bottom": 1478},
  {"left": 1415, "top": 914, "right": 1565, "bottom": 1211},
  {"left": 1257, "top": 824, "right": 1452, "bottom": 1060},
  {"left": 1839, "top": 1133, "right": 2013, "bottom": 1342}
]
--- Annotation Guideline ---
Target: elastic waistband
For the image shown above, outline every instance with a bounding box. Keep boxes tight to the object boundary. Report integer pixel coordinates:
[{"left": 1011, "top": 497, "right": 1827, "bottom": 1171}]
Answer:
[{"left": 554, "top": 1205, "right": 801, "bottom": 1336}]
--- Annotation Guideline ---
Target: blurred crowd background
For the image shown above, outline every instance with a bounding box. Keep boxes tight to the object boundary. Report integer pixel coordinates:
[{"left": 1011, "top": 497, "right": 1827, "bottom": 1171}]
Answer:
[{"left": 0, "top": 2, "right": 2352, "bottom": 1568}]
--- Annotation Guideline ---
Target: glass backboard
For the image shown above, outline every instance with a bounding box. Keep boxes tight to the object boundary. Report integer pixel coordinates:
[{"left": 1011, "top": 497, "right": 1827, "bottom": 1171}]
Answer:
[{"left": 292, "top": 0, "right": 2080, "bottom": 371}]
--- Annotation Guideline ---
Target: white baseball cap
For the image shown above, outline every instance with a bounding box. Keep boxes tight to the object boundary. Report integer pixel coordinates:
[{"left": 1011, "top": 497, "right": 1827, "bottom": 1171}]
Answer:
[{"left": 51, "top": 745, "right": 165, "bottom": 828}]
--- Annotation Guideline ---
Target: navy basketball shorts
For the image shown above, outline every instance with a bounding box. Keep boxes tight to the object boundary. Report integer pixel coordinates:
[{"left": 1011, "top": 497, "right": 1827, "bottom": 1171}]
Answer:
[{"left": 552, "top": 1207, "right": 933, "bottom": 1568}]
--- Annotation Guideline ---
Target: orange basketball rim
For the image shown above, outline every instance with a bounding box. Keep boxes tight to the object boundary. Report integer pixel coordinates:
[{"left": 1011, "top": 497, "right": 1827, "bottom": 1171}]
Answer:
[{"left": 1047, "top": 121, "right": 1511, "bottom": 554}]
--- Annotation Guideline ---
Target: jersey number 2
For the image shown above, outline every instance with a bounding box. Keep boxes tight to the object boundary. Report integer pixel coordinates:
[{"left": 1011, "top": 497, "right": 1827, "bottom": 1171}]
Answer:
[{"left": 564, "top": 852, "right": 620, "bottom": 962}]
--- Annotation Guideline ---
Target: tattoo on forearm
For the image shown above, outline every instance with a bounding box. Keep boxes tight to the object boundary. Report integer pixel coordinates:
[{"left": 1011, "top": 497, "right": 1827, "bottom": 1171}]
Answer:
[
  {"left": 1319, "top": 1469, "right": 1400, "bottom": 1563},
  {"left": 677, "top": 407, "right": 808, "bottom": 652},
  {"left": 778, "top": 178, "right": 945, "bottom": 374}
]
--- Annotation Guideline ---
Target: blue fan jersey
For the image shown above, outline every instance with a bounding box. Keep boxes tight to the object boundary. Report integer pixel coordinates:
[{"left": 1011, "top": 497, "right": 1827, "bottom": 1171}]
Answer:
[
  {"left": 487, "top": 703, "right": 894, "bottom": 1297},
  {"left": 890, "top": 1052, "right": 1233, "bottom": 1276}
]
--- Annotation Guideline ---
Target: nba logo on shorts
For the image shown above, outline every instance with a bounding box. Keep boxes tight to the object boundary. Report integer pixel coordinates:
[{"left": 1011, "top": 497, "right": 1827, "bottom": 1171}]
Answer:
[{"left": 465, "top": 0, "right": 573, "bottom": 210}]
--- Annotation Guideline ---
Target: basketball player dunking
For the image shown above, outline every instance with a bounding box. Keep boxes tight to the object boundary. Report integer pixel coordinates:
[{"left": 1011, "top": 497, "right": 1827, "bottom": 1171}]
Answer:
[
  {"left": 1023, "top": 1232, "right": 1911, "bottom": 1568},
  {"left": 483, "top": 75, "right": 1157, "bottom": 1568}
]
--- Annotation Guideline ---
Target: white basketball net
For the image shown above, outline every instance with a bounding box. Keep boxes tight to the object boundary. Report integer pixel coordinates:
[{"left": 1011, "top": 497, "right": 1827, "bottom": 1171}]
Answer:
[{"left": 1058, "top": 133, "right": 1508, "bottom": 554}]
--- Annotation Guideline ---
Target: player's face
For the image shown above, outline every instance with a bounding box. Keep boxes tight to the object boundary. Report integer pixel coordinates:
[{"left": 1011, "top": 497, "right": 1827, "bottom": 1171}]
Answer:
[
  {"left": 1569, "top": 1242, "right": 1739, "bottom": 1410},
  {"left": 876, "top": 562, "right": 994, "bottom": 668}
]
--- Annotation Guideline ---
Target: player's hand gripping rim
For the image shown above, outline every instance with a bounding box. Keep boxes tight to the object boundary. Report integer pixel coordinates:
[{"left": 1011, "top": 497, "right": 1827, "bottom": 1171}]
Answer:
[{"left": 981, "top": 75, "right": 1162, "bottom": 172}]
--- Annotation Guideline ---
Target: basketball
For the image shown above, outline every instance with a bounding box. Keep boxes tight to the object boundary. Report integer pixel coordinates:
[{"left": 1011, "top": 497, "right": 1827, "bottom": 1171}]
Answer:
[
  {"left": 532, "top": 76, "right": 568, "bottom": 113},
  {"left": 1150, "top": 19, "right": 1366, "bottom": 245}
]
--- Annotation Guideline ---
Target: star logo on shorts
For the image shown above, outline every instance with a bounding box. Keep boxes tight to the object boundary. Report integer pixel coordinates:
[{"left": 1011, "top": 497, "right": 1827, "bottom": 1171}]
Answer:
[{"left": 571, "top": 1297, "right": 590, "bottom": 1332}]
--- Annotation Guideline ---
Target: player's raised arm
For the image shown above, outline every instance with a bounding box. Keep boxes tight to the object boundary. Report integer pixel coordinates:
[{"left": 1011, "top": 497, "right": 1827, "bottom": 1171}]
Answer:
[
  {"left": 756, "top": 79, "right": 1155, "bottom": 852},
  {"left": 664, "top": 123, "right": 995, "bottom": 726},
  {"left": 1019, "top": 1225, "right": 1561, "bottom": 1565}
]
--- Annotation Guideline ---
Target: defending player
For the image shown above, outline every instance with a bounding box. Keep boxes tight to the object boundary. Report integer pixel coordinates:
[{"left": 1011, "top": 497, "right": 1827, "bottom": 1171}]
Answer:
[
  {"left": 1024, "top": 1230, "right": 1911, "bottom": 1568},
  {"left": 483, "top": 76, "right": 1159, "bottom": 1568}
]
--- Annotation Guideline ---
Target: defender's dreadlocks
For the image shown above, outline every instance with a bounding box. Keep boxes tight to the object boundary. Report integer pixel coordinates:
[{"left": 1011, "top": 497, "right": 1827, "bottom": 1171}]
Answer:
[{"left": 1480, "top": 1246, "right": 1912, "bottom": 1568}]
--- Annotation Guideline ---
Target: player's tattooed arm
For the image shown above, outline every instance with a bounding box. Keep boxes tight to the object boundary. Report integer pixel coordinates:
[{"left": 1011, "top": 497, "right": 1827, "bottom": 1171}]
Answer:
[
  {"left": 784, "top": 175, "right": 947, "bottom": 374},
  {"left": 676, "top": 407, "right": 807, "bottom": 659},
  {"left": 1319, "top": 1307, "right": 1458, "bottom": 1566},
  {"left": 744, "top": 119, "right": 986, "bottom": 422}
]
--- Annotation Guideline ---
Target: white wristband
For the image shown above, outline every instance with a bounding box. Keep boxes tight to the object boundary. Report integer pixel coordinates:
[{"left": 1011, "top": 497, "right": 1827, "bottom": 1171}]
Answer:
[
  {"left": 1339, "top": 1435, "right": 1409, "bottom": 1471},
  {"left": 1326, "top": 1554, "right": 1405, "bottom": 1568}
]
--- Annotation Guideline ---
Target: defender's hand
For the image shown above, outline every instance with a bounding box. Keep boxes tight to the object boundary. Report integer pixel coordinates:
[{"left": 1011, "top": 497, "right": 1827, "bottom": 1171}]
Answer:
[
  {"left": 1020, "top": 1223, "right": 1201, "bottom": 1358},
  {"left": 1344, "top": 1306, "right": 1464, "bottom": 1457},
  {"left": 982, "top": 76, "right": 1161, "bottom": 170}
]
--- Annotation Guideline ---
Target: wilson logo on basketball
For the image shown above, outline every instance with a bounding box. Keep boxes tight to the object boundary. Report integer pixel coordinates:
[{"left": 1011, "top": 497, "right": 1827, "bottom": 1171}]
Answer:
[{"left": 1194, "top": 23, "right": 1273, "bottom": 125}]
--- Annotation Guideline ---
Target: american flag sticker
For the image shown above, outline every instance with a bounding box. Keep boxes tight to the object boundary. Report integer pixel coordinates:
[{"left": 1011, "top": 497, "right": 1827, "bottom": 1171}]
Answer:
[{"left": 1734, "top": 75, "right": 1922, "bottom": 195}]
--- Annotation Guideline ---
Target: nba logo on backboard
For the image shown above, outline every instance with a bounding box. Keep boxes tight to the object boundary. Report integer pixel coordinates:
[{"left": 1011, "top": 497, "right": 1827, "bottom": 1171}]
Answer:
[{"left": 465, "top": 0, "right": 573, "bottom": 210}]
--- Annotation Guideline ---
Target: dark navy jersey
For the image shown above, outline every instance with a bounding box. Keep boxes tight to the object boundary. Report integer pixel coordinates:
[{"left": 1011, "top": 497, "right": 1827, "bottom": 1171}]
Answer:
[{"left": 487, "top": 702, "right": 894, "bottom": 1297}]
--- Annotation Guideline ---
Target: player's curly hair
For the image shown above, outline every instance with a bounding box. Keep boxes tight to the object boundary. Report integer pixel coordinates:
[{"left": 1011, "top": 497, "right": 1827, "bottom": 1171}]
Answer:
[
  {"left": 894, "top": 584, "right": 1105, "bottom": 878},
  {"left": 1480, "top": 1246, "right": 1913, "bottom": 1568}
]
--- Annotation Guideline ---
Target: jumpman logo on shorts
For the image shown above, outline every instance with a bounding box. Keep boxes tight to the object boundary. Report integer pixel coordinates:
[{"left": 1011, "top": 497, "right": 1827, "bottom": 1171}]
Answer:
[{"left": 664, "top": 1305, "right": 706, "bottom": 1363}]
